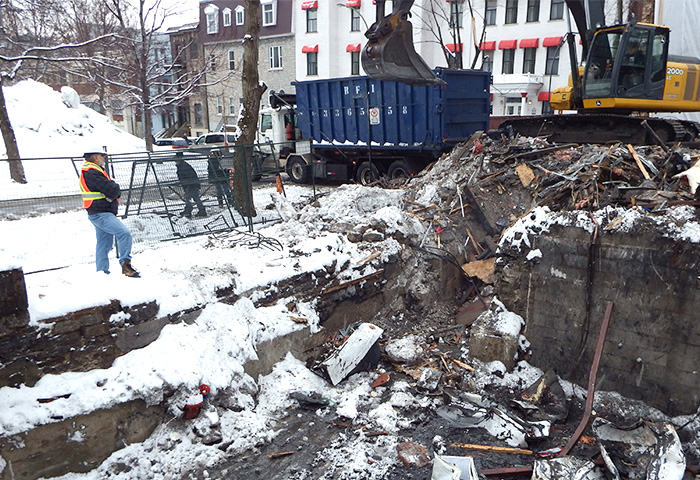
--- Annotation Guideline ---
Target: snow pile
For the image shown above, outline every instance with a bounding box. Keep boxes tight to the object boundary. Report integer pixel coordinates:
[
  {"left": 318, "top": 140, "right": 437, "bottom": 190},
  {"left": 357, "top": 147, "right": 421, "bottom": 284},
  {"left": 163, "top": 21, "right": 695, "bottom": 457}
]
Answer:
[
  {"left": 2, "top": 80, "right": 145, "bottom": 159},
  {"left": 499, "top": 205, "right": 700, "bottom": 255}
]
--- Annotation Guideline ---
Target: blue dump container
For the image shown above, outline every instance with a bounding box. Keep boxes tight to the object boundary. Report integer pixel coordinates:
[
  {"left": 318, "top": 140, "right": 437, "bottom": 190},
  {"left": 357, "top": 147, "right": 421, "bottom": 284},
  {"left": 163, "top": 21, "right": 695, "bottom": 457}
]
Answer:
[{"left": 293, "top": 68, "right": 491, "bottom": 153}]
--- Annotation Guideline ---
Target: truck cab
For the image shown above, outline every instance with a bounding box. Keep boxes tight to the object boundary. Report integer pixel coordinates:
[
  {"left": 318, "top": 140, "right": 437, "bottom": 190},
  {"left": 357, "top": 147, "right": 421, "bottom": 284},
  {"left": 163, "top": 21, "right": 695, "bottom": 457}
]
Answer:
[{"left": 257, "top": 106, "right": 297, "bottom": 160}]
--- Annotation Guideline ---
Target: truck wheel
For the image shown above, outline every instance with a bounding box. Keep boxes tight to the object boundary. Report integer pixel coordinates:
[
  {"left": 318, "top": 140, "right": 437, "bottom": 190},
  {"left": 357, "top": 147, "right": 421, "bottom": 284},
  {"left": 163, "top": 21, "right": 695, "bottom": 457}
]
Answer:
[
  {"left": 356, "top": 162, "right": 379, "bottom": 185},
  {"left": 387, "top": 160, "right": 413, "bottom": 179},
  {"left": 286, "top": 156, "right": 310, "bottom": 183}
]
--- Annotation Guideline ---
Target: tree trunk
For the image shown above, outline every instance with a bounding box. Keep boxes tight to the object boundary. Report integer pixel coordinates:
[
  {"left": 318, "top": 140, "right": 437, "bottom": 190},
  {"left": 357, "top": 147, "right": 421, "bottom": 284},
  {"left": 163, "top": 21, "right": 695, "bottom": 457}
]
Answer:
[
  {"left": 0, "top": 78, "right": 27, "bottom": 184},
  {"left": 234, "top": 0, "right": 267, "bottom": 220}
]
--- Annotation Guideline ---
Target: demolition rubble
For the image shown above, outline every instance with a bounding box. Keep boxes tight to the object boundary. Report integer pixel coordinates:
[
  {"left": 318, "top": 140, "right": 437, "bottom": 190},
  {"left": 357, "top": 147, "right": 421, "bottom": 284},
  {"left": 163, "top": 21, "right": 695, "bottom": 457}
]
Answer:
[
  {"left": 202, "top": 133, "right": 700, "bottom": 479},
  {"left": 2, "top": 131, "right": 700, "bottom": 480}
]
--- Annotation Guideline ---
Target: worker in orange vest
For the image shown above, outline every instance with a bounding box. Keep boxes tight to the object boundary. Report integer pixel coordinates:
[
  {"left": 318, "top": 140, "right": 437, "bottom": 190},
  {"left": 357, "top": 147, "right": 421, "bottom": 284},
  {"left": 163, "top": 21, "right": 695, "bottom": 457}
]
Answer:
[{"left": 79, "top": 146, "right": 140, "bottom": 277}]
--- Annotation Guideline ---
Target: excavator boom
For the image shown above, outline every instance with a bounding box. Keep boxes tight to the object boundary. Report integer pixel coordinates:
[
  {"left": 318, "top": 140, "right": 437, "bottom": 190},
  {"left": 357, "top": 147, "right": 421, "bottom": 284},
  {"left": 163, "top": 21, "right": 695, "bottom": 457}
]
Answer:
[{"left": 361, "top": 0, "right": 444, "bottom": 86}]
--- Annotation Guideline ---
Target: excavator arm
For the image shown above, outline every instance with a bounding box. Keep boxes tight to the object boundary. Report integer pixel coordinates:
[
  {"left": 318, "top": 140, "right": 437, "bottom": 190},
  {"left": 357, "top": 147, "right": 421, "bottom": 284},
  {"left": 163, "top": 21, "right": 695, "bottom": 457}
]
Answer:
[{"left": 361, "top": 0, "right": 444, "bottom": 86}]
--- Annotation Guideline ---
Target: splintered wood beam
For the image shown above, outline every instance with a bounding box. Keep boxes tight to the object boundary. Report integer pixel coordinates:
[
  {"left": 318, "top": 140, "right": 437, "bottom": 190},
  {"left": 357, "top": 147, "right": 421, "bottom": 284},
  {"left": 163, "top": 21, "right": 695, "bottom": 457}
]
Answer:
[{"left": 321, "top": 269, "right": 384, "bottom": 295}]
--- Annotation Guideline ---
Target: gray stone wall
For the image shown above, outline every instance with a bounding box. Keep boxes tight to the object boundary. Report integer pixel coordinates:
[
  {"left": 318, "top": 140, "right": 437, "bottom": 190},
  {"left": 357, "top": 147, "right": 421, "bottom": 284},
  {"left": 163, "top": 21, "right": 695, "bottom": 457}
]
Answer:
[
  {"left": 496, "top": 219, "right": 700, "bottom": 416},
  {"left": 0, "top": 269, "right": 212, "bottom": 390}
]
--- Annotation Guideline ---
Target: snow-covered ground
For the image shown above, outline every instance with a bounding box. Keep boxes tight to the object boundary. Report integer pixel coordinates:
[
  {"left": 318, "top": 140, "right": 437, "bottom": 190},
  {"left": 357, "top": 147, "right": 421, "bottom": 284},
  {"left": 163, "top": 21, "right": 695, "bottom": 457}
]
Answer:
[
  {"left": 3, "top": 80, "right": 697, "bottom": 480},
  {"left": 0, "top": 80, "right": 461, "bottom": 479}
]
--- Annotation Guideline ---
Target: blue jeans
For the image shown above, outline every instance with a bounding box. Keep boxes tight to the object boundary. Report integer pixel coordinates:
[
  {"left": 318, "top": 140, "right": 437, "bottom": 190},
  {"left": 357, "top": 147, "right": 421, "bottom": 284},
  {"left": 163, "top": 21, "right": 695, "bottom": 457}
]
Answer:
[{"left": 88, "top": 212, "right": 133, "bottom": 273}]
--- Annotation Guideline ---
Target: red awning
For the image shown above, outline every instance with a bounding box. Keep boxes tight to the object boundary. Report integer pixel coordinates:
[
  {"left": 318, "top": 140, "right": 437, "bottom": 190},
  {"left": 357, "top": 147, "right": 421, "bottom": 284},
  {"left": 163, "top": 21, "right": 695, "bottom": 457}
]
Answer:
[
  {"left": 543, "top": 36, "right": 563, "bottom": 47},
  {"left": 346, "top": 43, "right": 361, "bottom": 52},
  {"left": 346, "top": 0, "right": 361, "bottom": 6},
  {"left": 538, "top": 91, "right": 551, "bottom": 101},
  {"left": 445, "top": 43, "right": 463, "bottom": 53},
  {"left": 302, "top": 45, "right": 319, "bottom": 53},
  {"left": 301, "top": 1, "right": 318, "bottom": 9},
  {"left": 498, "top": 40, "right": 517, "bottom": 50},
  {"left": 519, "top": 38, "right": 539, "bottom": 48},
  {"left": 480, "top": 41, "right": 496, "bottom": 51}
]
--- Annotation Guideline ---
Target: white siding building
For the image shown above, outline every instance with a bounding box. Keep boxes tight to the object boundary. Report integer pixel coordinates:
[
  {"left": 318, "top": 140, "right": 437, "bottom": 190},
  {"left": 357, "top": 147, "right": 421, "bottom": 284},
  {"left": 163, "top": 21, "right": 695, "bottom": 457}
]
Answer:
[{"left": 293, "top": 0, "right": 599, "bottom": 118}]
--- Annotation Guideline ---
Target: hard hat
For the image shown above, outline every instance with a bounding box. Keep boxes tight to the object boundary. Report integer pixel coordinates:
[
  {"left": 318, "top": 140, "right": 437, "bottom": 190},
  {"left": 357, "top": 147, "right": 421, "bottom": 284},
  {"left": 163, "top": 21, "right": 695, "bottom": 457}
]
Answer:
[{"left": 84, "top": 145, "right": 107, "bottom": 156}]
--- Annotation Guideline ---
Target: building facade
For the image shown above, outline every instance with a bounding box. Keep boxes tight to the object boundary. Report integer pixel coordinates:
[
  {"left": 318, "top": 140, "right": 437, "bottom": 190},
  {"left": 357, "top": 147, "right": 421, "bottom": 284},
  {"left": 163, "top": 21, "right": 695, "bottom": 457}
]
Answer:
[
  {"left": 293, "top": 0, "right": 599, "bottom": 117},
  {"left": 193, "top": 0, "right": 295, "bottom": 137}
]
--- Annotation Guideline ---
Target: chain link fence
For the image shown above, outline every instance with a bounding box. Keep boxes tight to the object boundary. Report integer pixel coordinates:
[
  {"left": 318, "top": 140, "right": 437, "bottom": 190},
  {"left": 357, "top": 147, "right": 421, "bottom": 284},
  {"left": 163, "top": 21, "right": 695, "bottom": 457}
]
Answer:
[{"left": 1, "top": 142, "right": 295, "bottom": 245}]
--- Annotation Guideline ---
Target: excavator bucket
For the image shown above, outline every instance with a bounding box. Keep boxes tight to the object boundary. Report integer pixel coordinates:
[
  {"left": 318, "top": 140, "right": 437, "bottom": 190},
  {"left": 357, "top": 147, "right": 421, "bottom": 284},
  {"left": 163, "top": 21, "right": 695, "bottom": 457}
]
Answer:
[{"left": 362, "top": 3, "right": 444, "bottom": 86}]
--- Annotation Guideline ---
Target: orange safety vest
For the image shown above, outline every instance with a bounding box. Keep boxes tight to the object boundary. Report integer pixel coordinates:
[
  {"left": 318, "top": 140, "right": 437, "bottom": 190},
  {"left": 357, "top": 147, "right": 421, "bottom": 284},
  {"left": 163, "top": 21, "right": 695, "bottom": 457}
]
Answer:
[{"left": 79, "top": 162, "right": 112, "bottom": 208}]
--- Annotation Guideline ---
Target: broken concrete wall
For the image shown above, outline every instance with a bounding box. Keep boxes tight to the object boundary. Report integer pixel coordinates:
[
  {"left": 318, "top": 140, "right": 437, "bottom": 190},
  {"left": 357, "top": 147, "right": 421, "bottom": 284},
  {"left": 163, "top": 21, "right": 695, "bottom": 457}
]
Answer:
[
  {"left": 0, "top": 400, "right": 164, "bottom": 480},
  {"left": 0, "top": 267, "right": 209, "bottom": 390},
  {"left": 496, "top": 212, "right": 700, "bottom": 416}
]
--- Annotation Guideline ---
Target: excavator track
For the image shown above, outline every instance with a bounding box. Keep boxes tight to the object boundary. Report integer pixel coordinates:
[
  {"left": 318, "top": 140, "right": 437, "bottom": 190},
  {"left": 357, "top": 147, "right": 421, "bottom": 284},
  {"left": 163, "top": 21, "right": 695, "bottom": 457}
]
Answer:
[{"left": 500, "top": 114, "right": 700, "bottom": 145}]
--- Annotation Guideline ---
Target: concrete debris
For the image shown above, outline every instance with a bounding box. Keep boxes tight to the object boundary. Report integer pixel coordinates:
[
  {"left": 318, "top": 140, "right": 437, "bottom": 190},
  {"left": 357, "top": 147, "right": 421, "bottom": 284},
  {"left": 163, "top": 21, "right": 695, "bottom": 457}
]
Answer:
[
  {"left": 469, "top": 305, "right": 525, "bottom": 369},
  {"left": 432, "top": 454, "right": 478, "bottom": 480},
  {"left": 384, "top": 334, "right": 425, "bottom": 364}
]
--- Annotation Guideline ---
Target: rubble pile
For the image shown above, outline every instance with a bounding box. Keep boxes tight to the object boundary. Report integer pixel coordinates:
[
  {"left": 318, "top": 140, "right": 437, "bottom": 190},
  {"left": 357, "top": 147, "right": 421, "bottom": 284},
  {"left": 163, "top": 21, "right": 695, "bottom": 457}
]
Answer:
[{"left": 203, "top": 135, "right": 700, "bottom": 480}]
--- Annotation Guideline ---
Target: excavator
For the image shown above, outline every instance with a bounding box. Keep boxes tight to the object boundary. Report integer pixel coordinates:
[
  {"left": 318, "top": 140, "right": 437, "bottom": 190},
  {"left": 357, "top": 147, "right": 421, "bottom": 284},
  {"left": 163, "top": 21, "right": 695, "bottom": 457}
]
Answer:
[
  {"left": 362, "top": 0, "right": 444, "bottom": 86},
  {"left": 362, "top": 0, "right": 700, "bottom": 144}
]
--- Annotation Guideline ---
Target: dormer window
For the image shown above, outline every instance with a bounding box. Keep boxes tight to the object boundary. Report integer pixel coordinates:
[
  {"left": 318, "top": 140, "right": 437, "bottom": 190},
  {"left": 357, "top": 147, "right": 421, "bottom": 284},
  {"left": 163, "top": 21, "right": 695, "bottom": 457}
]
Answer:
[
  {"left": 261, "top": 0, "right": 277, "bottom": 26},
  {"left": 235, "top": 5, "right": 245, "bottom": 25},
  {"left": 223, "top": 8, "right": 232, "bottom": 27},
  {"left": 205, "top": 4, "right": 220, "bottom": 34}
]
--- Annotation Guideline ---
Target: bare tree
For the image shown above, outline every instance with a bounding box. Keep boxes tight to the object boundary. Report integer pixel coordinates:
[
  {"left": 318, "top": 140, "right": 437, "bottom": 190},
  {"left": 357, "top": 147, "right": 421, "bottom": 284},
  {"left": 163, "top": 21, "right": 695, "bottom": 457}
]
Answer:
[
  {"left": 233, "top": 0, "right": 266, "bottom": 219},
  {"left": 415, "top": 0, "right": 488, "bottom": 70},
  {"left": 1, "top": 0, "right": 116, "bottom": 184}
]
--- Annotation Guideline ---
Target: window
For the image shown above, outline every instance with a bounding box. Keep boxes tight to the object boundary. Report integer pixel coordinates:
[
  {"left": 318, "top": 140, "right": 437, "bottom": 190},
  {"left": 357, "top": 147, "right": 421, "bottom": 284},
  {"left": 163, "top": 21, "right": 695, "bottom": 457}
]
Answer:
[
  {"left": 216, "top": 96, "right": 223, "bottom": 115},
  {"left": 541, "top": 100, "right": 553, "bottom": 114},
  {"left": 228, "top": 50, "right": 235, "bottom": 70},
  {"left": 482, "top": 50, "right": 493, "bottom": 72},
  {"left": 351, "top": 51, "right": 360, "bottom": 75},
  {"left": 526, "top": 0, "right": 539, "bottom": 22},
  {"left": 307, "top": 52, "right": 318, "bottom": 75},
  {"left": 351, "top": 8, "right": 361, "bottom": 31},
  {"left": 523, "top": 48, "right": 536, "bottom": 73},
  {"left": 450, "top": 1, "right": 464, "bottom": 28},
  {"left": 194, "top": 103, "right": 203, "bottom": 126},
  {"left": 550, "top": 0, "right": 564, "bottom": 20},
  {"left": 209, "top": 53, "right": 216, "bottom": 70},
  {"left": 502, "top": 49, "right": 515, "bottom": 74},
  {"left": 223, "top": 8, "right": 231, "bottom": 26},
  {"left": 205, "top": 4, "right": 219, "bottom": 34},
  {"left": 229, "top": 97, "right": 236, "bottom": 115},
  {"left": 505, "top": 0, "right": 518, "bottom": 24},
  {"left": 190, "top": 42, "right": 198, "bottom": 59},
  {"left": 506, "top": 97, "right": 522, "bottom": 115},
  {"left": 262, "top": 0, "right": 277, "bottom": 26},
  {"left": 545, "top": 46, "right": 560, "bottom": 74},
  {"left": 485, "top": 0, "right": 497, "bottom": 25},
  {"left": 235, "top": 6, "right": 245, "bottom": 25},
  {"left": 269, "top": 45, "right": 282, "bottom": 69},
  {"left": 306, "top": 8, "right": 317, "bottom": 33}
]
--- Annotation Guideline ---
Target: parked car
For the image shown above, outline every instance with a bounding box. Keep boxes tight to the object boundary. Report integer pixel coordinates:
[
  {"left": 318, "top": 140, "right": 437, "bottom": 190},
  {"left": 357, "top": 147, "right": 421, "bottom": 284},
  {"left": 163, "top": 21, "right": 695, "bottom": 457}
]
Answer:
[
  {"left": 189, "top": 132, "right": 268, "bottom": 181},
  {"left": 153, "top": 138, "right": 189, "bottom": 150},
  {"left": 189, "top": 132, "right": 239, "bottom": 148}
]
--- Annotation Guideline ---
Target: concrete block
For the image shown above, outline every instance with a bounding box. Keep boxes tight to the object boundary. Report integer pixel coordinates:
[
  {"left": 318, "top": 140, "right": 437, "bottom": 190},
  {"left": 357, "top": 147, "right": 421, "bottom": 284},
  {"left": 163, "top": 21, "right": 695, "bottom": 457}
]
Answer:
[{"left": 469, "top": 309, "right": 523, "bottom": 370}]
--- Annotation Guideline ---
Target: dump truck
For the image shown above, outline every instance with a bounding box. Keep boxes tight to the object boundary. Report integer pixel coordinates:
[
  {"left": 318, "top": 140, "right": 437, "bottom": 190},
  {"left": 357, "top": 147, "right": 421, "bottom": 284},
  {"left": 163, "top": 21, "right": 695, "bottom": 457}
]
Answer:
[{"left": 268, "top": 68, "right": 490, "bottom": 185}]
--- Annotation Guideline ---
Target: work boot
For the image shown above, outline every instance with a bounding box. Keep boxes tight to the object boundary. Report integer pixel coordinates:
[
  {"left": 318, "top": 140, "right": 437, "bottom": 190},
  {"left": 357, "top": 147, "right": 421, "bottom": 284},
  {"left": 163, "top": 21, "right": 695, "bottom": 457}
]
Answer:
[{"left": 121, "top": 260, "right": 140, "bottom": 278}]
